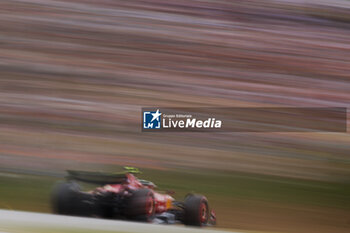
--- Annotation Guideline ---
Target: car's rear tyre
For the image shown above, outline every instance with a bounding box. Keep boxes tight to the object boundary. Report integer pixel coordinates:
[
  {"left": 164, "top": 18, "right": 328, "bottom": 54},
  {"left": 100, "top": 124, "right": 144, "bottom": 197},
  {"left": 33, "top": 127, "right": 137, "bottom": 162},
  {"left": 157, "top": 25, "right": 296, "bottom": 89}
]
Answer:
[
  {"left": 51, "top": 181, "right": 82, "bottom": 215},
  {"left": 126, "top": 188, "right": 155, "bottom": 222},
  {"left": 184, "top": 194, "right": 209, "bottom": 226}
]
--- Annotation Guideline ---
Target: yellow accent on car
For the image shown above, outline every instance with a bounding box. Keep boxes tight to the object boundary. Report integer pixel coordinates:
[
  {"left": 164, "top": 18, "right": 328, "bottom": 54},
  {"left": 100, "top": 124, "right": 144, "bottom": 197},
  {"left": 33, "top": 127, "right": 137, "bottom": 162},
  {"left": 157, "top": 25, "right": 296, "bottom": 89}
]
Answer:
[{"left": 166, "top": 198, "right": 173, "bottom": 209}]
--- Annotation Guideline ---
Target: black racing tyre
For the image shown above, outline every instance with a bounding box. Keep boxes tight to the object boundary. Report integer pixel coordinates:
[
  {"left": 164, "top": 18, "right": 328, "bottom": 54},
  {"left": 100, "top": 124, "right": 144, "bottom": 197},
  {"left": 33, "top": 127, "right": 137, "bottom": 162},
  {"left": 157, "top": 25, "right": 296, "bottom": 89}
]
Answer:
[
  {"left": 126, "top": 188, "right": 155, "bottom": 222},
  {"left": 184, "top": 194, "right": 209, "bottom": 226},
  {"left": 51, "top": 181, "right": 81, "bottom": 215}
]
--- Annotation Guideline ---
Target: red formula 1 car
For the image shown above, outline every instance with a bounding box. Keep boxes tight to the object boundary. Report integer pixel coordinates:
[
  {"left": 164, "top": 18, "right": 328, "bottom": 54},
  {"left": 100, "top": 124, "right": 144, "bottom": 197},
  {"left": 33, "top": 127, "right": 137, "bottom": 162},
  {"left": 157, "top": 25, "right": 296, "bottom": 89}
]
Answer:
[{"left": 51, "top": 167, "right": 216, "bottom": 226}]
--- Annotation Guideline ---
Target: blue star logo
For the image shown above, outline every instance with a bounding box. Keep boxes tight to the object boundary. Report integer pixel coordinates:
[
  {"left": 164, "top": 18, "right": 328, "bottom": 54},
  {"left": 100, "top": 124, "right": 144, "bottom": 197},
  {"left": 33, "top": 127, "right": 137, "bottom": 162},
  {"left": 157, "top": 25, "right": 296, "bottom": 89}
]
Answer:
[{"left": 143, "top": 109, "right": 162, "bottom": 129}]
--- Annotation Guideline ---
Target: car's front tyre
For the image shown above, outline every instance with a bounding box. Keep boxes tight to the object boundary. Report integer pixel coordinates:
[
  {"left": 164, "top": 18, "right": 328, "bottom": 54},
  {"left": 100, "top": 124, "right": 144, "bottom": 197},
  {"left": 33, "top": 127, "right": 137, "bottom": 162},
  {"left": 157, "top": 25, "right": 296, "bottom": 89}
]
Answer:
[{"left": 183, "top": 194, "right": 209, "bottom": 226}]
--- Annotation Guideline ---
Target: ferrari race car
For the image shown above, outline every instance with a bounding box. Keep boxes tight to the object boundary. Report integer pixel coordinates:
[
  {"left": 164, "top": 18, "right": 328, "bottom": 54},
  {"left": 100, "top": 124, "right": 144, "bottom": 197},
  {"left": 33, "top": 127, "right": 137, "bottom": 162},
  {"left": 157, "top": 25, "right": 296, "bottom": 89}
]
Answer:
[{"left": 51, "top": 167, "right": 216, "bottom": 226}]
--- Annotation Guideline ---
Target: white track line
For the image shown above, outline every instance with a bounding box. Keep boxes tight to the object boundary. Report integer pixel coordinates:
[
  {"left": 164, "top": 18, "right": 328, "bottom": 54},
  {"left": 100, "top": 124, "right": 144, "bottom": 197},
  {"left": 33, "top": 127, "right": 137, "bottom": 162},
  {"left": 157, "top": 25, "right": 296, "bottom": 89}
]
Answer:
[{"left": 0, "top": 209, "right": 237, "bottom": 233}]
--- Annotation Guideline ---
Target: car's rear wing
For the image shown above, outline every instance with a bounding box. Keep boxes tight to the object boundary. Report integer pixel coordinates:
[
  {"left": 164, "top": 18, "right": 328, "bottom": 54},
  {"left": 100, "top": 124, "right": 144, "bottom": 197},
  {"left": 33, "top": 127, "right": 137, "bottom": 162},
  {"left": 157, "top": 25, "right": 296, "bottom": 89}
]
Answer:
[{"left": 66, "top": 167, "right": 141, "bottom": 185}]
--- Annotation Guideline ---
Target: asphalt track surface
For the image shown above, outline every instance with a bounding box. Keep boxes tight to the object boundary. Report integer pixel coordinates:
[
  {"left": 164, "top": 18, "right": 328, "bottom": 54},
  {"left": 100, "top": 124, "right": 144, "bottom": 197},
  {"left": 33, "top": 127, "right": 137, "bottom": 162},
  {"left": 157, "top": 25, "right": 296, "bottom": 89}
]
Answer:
[{"left": 0, "top": 209, "right": 234, "bottom": 233}]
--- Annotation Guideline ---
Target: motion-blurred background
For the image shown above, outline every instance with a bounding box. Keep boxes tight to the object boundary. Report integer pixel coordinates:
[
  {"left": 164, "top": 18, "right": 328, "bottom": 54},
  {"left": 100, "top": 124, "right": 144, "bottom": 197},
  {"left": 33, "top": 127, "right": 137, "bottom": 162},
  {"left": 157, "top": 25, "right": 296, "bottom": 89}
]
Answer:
[{"left": 0, "top": 0, "right": 350, "bottom": 233}]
